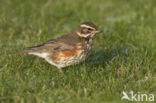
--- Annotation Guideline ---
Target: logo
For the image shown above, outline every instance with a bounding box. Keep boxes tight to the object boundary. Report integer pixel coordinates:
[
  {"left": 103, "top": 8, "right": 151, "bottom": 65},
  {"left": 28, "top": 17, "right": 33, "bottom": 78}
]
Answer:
[{"left": 122, "top": 91, "right": 155, "bottom": 102}]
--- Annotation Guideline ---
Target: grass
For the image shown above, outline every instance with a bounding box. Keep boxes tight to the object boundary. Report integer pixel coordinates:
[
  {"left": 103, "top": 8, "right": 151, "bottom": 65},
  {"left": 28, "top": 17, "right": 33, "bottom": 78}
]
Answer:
[{"left": 0, "top": 0, "right": 156, "bottom": 103}]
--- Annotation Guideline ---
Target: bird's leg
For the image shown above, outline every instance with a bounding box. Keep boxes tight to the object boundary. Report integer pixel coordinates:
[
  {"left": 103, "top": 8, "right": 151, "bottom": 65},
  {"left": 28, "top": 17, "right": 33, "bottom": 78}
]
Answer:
[{"left": 58, "top": 67, "right": 64, "bottom": 74}]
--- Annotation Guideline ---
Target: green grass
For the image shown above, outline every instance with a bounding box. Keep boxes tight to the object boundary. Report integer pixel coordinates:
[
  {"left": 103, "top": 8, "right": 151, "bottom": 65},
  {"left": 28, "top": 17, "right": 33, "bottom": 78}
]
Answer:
[{"left": 0, "top": 0, "right": 156, "bottom": 103}]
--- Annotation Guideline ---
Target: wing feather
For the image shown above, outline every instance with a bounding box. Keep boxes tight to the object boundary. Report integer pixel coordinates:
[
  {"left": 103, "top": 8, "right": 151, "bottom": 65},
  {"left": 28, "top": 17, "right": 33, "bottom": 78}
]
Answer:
[{"left": 18, "top": 38, "right": 74, "bottom": 54}]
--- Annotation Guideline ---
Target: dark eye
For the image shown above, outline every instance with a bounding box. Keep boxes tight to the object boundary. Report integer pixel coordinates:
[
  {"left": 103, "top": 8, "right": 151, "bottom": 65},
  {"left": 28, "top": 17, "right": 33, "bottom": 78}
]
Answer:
[{"left": 87, "top": 28, "right": 92, "bottom": 30}]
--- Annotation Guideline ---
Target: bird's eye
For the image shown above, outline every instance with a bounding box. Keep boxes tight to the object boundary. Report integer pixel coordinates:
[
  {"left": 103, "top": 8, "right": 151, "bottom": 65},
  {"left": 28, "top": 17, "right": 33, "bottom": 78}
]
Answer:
[{"left": 87, "top": 28, "right": 92, "bottom": 31}]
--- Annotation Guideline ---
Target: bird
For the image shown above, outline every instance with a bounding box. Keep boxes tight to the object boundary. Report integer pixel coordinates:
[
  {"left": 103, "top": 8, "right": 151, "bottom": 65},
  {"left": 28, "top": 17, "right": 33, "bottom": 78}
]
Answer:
[{"left": 17, "top": 22, "right": 102, "bottom": 72}]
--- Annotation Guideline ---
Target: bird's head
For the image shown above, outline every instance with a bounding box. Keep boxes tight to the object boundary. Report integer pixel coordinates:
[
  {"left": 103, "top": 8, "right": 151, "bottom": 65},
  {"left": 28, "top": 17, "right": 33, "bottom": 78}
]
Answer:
[{"left": 76, "top": 22, "right": 102, "bottom": 38}]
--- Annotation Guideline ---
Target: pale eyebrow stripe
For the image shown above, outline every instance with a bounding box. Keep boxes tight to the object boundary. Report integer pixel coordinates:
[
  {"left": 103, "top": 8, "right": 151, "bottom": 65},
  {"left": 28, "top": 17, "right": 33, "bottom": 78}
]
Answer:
[{"left": 80, "top": 24, "right": 95, "bottom": 29}]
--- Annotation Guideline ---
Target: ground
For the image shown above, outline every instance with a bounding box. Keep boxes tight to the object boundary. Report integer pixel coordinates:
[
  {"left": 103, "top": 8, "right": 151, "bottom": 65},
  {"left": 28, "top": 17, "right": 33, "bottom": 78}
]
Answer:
[{"left": 0, "top": 0, "right": 155, "bottom": 103}]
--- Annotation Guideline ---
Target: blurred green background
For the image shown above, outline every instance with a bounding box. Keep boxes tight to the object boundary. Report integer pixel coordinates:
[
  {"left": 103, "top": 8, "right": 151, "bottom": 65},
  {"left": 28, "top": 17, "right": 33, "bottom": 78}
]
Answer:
[{"left": 0, "top": 0, "right": 155, "bottom": 103}]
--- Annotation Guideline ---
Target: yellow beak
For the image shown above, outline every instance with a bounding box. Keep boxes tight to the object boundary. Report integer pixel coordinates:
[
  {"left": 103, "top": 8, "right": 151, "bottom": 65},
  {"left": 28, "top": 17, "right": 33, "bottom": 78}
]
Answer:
[{"left": 94, "top": 30, "right": 103, "bottom": 33}]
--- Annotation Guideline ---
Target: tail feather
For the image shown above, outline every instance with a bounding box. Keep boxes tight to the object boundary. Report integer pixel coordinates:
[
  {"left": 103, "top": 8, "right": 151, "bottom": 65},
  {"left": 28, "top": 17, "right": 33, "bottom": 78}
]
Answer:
[
  {"left": 13, "top": 49, "right": 34, "bottom": 54},
  {"left": 14, "top": 45, "right": 42, "bottom": 54}
]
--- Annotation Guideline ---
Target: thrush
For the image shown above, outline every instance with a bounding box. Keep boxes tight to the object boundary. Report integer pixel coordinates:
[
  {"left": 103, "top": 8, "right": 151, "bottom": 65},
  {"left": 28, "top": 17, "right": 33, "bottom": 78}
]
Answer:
[{"left": 18, "top": 22, "right": 102, "bottom": 72}]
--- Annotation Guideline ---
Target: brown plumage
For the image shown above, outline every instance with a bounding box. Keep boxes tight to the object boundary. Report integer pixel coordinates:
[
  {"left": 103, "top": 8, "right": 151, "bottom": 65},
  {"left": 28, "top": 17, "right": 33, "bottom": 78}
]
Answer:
[{"left": 17, "top": 22, "right": 102, "bottom": 72}]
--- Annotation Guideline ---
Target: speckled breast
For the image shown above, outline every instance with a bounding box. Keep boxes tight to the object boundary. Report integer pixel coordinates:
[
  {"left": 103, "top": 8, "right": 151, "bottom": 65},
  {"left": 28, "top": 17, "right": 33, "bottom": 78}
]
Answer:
[{"left": 52, "top": 40, "right": 93, "bottom": 68}]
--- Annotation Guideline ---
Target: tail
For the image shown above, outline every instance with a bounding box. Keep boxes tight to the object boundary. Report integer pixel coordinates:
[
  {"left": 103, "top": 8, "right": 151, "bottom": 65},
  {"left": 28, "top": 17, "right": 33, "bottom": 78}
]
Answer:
[
  {"left": 13, "top": 49, "right": 34, "bottom": 54},
  {"left": 13, "top": 45, "right": 41, "bottom": 54}
]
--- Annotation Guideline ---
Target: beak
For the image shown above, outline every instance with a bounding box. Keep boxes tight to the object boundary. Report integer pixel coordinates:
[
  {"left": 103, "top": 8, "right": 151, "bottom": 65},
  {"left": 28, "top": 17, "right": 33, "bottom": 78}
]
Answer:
[{"left": 94, "top": 30, "right": 103, "bottom": 33}]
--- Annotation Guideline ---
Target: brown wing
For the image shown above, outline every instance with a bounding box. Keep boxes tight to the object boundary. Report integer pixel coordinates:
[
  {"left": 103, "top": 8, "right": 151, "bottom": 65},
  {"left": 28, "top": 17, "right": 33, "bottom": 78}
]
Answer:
[{"left": 19, "top": 38, "right": 74, "bottom": 54}]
